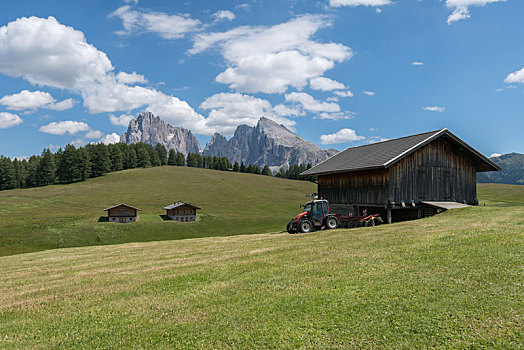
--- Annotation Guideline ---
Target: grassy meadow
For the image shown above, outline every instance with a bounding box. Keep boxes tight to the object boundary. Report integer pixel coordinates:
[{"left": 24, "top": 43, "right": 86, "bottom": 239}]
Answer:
[
  {"left": 0, "top": 166, "right": 315, "bottom": 257},
  {"left": 0, "top": 182, "right": 522, "bottom": 348}
]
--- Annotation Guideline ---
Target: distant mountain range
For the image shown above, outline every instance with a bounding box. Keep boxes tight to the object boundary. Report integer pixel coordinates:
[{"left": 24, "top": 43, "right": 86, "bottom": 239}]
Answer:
[
  {"left": 120, "top": 112, "right": 338, "bottom": 169},
  {"left": 477, "top": 153, "right": 524, "bottom": 185},
  {"left": 120, "top": 112, "right": 201, "bottom": 155}
]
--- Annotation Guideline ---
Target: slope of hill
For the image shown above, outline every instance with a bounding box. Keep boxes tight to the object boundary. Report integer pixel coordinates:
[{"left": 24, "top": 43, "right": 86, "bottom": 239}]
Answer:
[
  {"left": 477, "top": 152, "right": 524, "bottom": 185},
  {"left": 203, "top": 117, "right": 339, "bottom": 168},
  {"left": 0, "top": 166, "right": 315, "bottom": 257},
  {"left": 0, "top": 184, "right": 522, "bottom": 348}
]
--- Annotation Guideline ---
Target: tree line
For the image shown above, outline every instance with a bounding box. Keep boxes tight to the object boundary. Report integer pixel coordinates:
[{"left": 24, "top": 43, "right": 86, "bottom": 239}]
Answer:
[{"left": 0, "top": 142, "right": 315, "bottom": 191}]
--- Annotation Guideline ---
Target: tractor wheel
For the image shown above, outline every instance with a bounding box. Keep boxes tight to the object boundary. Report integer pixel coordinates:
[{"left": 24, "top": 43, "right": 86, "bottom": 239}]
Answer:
[
  {"left": 299, "top": 219, "right": 313, "bottom": 233},
  {"left": 287, "top": 221, "right": 297, "bottom": 234},
  {"left": 325, "top": 216, "right": 339, "bottom": 230}
]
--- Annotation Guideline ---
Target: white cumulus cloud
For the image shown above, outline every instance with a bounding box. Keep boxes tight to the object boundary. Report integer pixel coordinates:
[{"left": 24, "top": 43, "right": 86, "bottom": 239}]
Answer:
[
  {"left": 0, "top": 16, "right": 212, "bottom": 134},
  {"left": 39, "top": 121, "right": 90, "bottom": 135},
  {"left": 99, "top": 133, "right": 121, "bottom": 145},
  {"left": 446, "top": 0, "right": 506, "bottom": 24},
  {"left": 363, "top": 90, "right": 375, "bottom": 96},
  {"left": 0, "top": 112, "right": 22, "bottom": 129},
  {"left": 489, "top": 153, "right": 501, "bottom": 158},
  {"left": 109, "top": 113, "right": 135, "bottom": 126},
  {"left": 190, "top": 15, "right": 352, "bottom": 94},
  {"left": 116, "top": 71, "right": 148, "bottom": 84},
  {"left": 0, "top": 90, "right": 75, "bottom": 111},
  {"left": 333, "top": 90, "right": 354, "bottom": 98},
  {"left": 309, "top": 77, "right": 346, "bottom": 91},
  {"left": 285, "top": 92, "right": 340, "bottom": 113},
  {"left": 423, "top": 106, "right": 445, "bottom": 112},
  {"left": 199, "top": 93, "right": 296, "bottom": 136},
  {"left": 110, "top": 6, "right": 201, "bottom": 39},
  {"left": 505, "top": 67, "right": 524, "bottom": 84},
  {"left": 85, "top": 130, "right": 104, "bottom": 139},
  {"left": 320, "top": 128, "right": 365, "bottom": 144},
  {"left": 412, "top": 61, "right": 424, "bottom": 66},
  {"left": 212, "top": 10, "right": 235, "bottom": 23}
]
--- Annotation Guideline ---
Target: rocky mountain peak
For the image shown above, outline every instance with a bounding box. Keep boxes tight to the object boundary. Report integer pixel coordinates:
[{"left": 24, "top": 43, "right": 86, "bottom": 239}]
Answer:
[
  {"left": 203, "top": 117, "right": 338, "bottom": 169},
  {"left": 120, "top": 111, "right": 202, "bottom": 155}
]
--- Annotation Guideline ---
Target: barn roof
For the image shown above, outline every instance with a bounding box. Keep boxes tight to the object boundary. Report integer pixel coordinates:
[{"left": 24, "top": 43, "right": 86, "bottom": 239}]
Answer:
[
  {"left": 163, "top": 202, "right": 201, "bottom": 210},
  {"left": 301, "top": 129, "right": 500, "bottom": 176},
  {"left": 104, "top": 204, "right": 141, "bottom": 211}
]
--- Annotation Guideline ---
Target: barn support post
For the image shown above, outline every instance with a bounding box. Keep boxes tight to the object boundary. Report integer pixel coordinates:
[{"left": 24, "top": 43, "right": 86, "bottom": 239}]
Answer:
[
  {"left": 387, "top": 208, "right": 392, "bottom": 224},
  {"left": 417, "top": 208, "right": 422, "bottom": 219}
]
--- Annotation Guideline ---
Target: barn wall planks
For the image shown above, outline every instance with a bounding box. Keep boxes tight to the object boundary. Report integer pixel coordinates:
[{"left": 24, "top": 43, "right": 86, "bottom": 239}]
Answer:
[
  {"left": 318, "top": 169, "right": 389, "bottom": 205},
  {"left": 389, "top": 137, "right": 477, "bottom": 204}
]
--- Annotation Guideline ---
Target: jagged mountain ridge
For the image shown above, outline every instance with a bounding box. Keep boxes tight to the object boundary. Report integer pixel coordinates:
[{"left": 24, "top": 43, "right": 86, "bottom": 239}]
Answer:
[
  {"left": 120, "top": 112, "right": 201, "bottom": 155},
  {"left": 203, "top": 117, "right": 338, "bottom": 168}
]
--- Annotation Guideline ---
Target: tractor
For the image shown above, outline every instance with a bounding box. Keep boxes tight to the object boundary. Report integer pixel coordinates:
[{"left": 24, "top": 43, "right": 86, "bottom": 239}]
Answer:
[{"left": 287, "top": 198, "right": 339, "bottom": 234}]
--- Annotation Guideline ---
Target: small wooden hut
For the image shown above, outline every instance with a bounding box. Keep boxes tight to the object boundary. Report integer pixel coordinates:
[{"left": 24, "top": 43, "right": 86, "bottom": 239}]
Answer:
[
  {"left": 104, "top": 204, "right": 141, "bottom": 223},
  {"left": 301, "top": 129, "right": 500, "bottom": 223},
  {"left": 163, "top": 202, "right": 201, "bottom": 222}
]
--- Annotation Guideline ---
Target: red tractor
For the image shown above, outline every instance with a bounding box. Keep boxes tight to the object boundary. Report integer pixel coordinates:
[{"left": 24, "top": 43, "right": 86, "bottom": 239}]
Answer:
[{"left": 287, "top": 199, "right": 340, "bottom": 234}]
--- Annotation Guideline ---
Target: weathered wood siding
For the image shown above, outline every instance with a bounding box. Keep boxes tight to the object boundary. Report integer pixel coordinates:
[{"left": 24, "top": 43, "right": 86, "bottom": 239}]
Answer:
[
  {"left": 389, "top": 138, "right": 477, "bottom": 204},
  {"left": 167, "top": 207, "right": 197, "bottom": 216},
  {"left": 108, "top": 207, "right": 137, "bottom": 217},
  {"left": 318, "top": 169, "right": 389, "bottom": 205}
]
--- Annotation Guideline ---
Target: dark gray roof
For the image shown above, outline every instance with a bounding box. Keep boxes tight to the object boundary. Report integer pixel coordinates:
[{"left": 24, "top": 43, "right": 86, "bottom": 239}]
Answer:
[
  {"left": 301, "top": 129, "right": 500, "bottom": 176},
  {"left": 104, "top": 204, "right": 141, "bottom": 211},
  {"left": 163, "top": 202, "right": 201, "bottom": 210}
]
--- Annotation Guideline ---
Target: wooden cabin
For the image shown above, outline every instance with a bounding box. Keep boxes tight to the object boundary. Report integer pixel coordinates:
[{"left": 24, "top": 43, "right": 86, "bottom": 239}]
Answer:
[
  {"left": 104, "top": 204, "right": 140, "bottom": 223},
  {"left": 301, "top": 129, "right": 500, "bottom": 223},
  {"left": 163, "top": 202, "right": 200, "bottom": 222}
]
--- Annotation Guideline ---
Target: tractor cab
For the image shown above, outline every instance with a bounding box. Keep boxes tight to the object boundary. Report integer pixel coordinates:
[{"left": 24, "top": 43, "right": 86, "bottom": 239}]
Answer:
[
  {"left": 301, "top": 199, "right": 329, "bottom": 226},
  {"left": 287, "top": 198, "right": 339, "bottom": 234}
]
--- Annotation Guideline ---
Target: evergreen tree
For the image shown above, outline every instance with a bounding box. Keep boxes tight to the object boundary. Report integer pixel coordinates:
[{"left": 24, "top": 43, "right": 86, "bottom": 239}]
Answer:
[
  {"left": 253, "top": 165, "right": 261, "bottom": 175},
  {"left": 87, "top": 143, "right": 111, "bottom": 177},
  {"left": 196, "top": 153, "right": 203, "bottom": 168},
  {"left": 186, "top": 153, "right": 197, "bottom": 167},
  {"left": 136, "top": 145, "right": 151, "bottom": 168},
  {"left": 233, "top": 161, "right": 240, "bottom": 172},
  {"left": 262, "top": 165, "right": 272, "bottom": 176},
  {"left": 25, "top": 155, "right": 40, "bottom": 187},
  {"left": 123, "top": 147, "right": 137, "bottom": 169},
  {"left": 147, "top": 144, "right": 161, "bottom": 167},
  {"left": 12, "top": 158, "right": 24, "bottom": 188},
  {"left": 155, "top": 144, "right": 168, "bottom": 165},
  {"left": 57, "top": 144, "right": 77, "bottom": 183},
  {"left": 108, "top": 144, "right": 124, "bottom": 172},
  {"left": 167, "top": 149, "right": 177, "bottom": 165},
  {"left": 76, "top": 147, "right": 91, "bottom": 181},
  {"left": 36, "top": 149, "right": 56, "bottom": 186},
  {"left": 0, "top": 156, "right": 16, "bottom": 190},
  {"left": 240, "top": 161, "right": 246, "bottom": 173},
  {"left": 175, "top": 152, "right": 185, "bottom": 166}
]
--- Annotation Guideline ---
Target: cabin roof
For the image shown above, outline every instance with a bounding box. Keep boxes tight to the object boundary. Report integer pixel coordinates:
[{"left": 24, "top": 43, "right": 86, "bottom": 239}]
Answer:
[
  {"left": 163, "top": 202, "right": 201, "bottom": 210},
  {"left": 301, "top": 129, "right": 501, "bottom": 176},
  {"left": 103, "top": 204, "right": 141, "bottom": 211}
]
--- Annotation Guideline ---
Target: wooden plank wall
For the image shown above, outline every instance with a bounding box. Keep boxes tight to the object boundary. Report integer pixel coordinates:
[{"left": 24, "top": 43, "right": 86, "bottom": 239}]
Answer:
[
  {"left": 389, "top": 138, "right": 477, "bottom": 204},
  {"left": 318, "top": 169, "right": 389, "bottom": 205}
]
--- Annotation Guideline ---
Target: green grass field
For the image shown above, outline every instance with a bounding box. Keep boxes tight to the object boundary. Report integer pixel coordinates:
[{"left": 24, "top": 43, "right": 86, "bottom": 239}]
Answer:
[
  {"left": 0, "top": 176, "right": 522, "bottom": 348},
  {"left": 0, "top": 166, "right": 315, "bottom": 257}
]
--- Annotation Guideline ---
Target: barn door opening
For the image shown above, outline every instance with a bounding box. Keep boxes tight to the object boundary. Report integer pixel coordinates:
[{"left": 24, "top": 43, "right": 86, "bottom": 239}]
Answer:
[{"left": 119, "top": 217, "right": 125, "bottom": 223}]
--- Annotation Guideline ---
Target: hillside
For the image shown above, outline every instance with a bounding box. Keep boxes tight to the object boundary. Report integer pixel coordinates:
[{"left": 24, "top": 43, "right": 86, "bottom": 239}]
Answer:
[
  {"left": 477, "top": 152, "right": 524, "bottom": 185},
  {"left": 0, "top": 166, "right": 315, "bottom": 257},
  {"left": 0, "top": 184, "right": 522, "bottom": 348}
]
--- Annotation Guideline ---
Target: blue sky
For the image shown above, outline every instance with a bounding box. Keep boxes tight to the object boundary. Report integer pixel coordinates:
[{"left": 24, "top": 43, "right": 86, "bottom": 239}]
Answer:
[{"left": 0, "top": 0, "right": 522, "bottom": 159}]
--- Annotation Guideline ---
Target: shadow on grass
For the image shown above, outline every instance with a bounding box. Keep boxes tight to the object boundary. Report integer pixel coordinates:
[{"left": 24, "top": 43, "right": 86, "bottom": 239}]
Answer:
[
  {"left": 159, "top": 215, "right": 173, "bottom": 221},
  {"left": 98, "top": 216, "right": 109, "bottom": 222}
]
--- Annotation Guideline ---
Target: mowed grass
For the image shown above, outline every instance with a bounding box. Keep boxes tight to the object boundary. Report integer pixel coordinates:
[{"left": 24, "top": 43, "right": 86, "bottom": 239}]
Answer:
[
  {"left": 0, "top": 166, "right": 315, "bottom": 257},
  {"left": 0, "top": 184, "right": 522, "bottom": 348}
]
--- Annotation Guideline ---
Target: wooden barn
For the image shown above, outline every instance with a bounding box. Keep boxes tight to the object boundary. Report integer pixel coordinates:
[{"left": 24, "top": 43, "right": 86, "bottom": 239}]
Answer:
[
  {"left": 301, "top": 129, "right": 500, "bottom": 223},
  {"left": 163, "top": 202, "right": 200, "bottom": 222},
  {"left": 104, "top": 204, "right": 141, "bottom": 223}
]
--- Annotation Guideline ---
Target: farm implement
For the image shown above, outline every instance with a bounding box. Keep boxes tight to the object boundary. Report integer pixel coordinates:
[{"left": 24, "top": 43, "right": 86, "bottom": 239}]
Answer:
[{"left": 287, "top": 198, "right": 382, "bottom": 234}]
